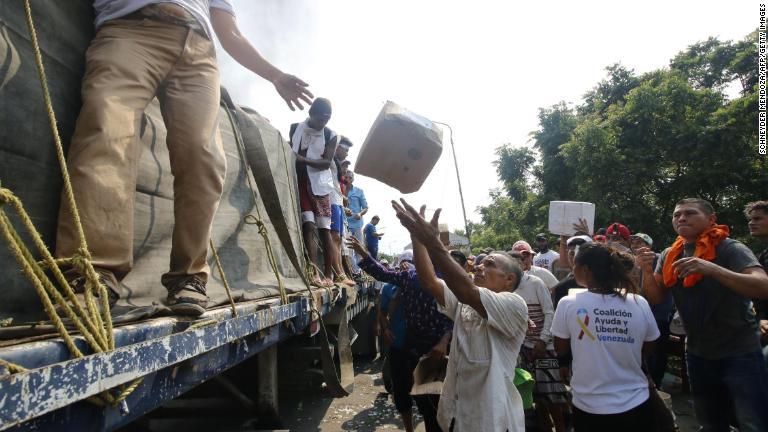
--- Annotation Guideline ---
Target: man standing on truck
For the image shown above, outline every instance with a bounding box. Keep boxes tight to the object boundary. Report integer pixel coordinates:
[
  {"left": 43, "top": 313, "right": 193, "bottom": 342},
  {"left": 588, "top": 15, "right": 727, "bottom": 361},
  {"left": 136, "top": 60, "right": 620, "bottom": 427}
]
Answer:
[
  {"left": 56, "top": 0, "right": 313, "bottom": 316},
  {"left": 289, "top": 98, "right": 340, "bottom": 287}
]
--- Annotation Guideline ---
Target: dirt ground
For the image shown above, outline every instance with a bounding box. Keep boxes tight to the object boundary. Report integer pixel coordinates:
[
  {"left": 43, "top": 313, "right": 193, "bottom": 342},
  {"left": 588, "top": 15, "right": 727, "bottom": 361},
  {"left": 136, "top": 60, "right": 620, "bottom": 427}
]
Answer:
[
  {"left": 279, "top": 356, "right": 425, "bottom": 431},
  {"left": 278, "top": 356, "right": 701, "bottom": 432}
]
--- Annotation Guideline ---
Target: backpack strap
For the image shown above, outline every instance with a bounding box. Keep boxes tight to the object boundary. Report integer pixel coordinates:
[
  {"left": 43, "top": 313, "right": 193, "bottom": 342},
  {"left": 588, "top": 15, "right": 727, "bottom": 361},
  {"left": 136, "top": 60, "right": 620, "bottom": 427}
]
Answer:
[{"left": 289, "top": 123, "right": 298, "bottom": 146}]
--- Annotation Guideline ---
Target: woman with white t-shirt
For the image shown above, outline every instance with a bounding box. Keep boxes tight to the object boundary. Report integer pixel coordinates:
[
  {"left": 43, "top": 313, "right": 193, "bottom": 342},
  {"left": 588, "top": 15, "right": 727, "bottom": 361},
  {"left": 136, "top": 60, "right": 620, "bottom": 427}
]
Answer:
[{"left": 551, "top": 243, "right": 659, "bottom": 431}]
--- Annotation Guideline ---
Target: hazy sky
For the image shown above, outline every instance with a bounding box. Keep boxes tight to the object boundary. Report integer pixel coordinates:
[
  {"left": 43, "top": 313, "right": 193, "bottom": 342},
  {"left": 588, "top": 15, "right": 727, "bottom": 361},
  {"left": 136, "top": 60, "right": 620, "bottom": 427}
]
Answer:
[{"left": 217, "top": 0, "right": 755, "bottom": 256}]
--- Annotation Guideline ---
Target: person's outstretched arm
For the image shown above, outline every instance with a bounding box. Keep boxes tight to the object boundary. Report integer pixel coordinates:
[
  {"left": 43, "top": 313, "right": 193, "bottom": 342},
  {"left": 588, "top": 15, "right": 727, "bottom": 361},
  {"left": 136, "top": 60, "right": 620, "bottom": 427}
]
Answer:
[
  {"left": 411, "top": 234, "right": 445, "bottom": 306},
  {"left": 346, "top": 236, "right": 409, "bottom": 287},
  {"left": 211, "top": 9, "right": 313, "bottom": 111},
  {"left": 392, "top": 200, "right": 486, "bottom": 318}
]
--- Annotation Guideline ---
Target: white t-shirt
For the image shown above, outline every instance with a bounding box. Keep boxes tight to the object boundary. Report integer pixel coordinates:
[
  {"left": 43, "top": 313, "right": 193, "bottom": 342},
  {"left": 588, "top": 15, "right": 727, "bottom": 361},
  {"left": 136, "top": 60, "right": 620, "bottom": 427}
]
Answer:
[
  {"left": 533, "top": 250, "right": 560, "bottom": 271},
  {"left": 550, "top": 291, "right": 659, "bottom": 414},
  {"left": 527, "top": 265, "right": 559, "bottom": 291},
  {"left": 291, "top": 121, "right": 337, "bottom": 196},
  {"left": 436, "top": 280, "right": 528, "bottom": 432},
  {"left": 93, "top": 0, "right": 235, "bottom": 39},
  {"left": 329, "top": 160, "right": 344, "bottom": 206}
]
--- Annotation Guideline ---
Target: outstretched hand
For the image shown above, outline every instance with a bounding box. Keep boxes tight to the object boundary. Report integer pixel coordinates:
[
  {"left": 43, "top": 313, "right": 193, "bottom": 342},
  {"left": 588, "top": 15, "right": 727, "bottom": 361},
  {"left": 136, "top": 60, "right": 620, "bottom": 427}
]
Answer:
[
  {"left": 391, "top": 199, "right": 443, "bottom": 251},
  {"left": 345, "top": 235, "right": 368, "bottom": 256},
  {"left": 273, "top": 73, "right": 314, "bottom": 111}
]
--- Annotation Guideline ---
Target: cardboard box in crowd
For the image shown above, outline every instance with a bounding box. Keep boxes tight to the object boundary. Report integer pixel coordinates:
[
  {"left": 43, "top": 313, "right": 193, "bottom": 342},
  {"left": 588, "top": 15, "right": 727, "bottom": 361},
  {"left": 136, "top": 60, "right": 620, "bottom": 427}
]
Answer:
[
  {"left": 354, "top": 101, "right": 443, "bottom": 194},
  {"left": 548, "top": 201, "right": 595, "bottom": 236}
]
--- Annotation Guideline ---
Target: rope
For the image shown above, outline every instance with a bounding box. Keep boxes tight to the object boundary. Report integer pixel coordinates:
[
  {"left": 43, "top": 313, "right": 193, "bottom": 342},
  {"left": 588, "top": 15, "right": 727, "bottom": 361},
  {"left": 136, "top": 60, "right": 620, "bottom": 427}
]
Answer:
[
  {"left": 223, "top": 106, "right": 289, "bottom": 305},
  {"left": 0, "top": 357, "right": 28, "bottom": 374},
  {"left": 0, "top": 0, "right": 140, "bottom": 407},
  {"left": 209, "top": 239, "right": 238, "bottom": 317},
  {"left": 187, "top": 318, "right": 218, "bottom": 331}
]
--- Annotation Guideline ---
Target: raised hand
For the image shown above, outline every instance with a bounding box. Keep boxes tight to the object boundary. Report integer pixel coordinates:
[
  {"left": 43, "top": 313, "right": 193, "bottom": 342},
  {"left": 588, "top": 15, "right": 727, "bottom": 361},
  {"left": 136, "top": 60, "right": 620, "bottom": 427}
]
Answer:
[
  {"left": 345, "top": 235, "right": 368, "bottom": 256},
  {"left": 572, "top": 217, "right": 591, "bottom": 236},
  {"left": 391, "top": 199, "right": 443, "bottom": 251},
  {"left": 273, "top": 73, "right": 314, "bottom": 111}
]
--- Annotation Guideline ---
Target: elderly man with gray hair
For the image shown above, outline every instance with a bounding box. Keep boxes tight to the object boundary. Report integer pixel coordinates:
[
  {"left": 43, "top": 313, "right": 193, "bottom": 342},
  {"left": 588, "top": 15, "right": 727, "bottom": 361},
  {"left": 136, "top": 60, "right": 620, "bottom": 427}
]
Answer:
[{"left": 392, "top": 199, "right": 529, "bottom": 432}]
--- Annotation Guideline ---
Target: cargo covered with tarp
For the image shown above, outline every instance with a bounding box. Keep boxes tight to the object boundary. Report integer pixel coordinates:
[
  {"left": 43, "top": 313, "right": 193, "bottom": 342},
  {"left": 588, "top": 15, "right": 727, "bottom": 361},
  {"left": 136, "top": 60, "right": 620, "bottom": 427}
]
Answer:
[{"left": 0, "top": 1, "right": 310, "bottom": 328}]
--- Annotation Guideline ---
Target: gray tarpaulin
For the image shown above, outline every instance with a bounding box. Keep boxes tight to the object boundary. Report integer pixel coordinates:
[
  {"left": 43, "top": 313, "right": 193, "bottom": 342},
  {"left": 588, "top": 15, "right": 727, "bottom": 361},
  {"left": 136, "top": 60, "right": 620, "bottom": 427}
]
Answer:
[{"left": 0, "top": 0, "right": 310, "bottom": 325}]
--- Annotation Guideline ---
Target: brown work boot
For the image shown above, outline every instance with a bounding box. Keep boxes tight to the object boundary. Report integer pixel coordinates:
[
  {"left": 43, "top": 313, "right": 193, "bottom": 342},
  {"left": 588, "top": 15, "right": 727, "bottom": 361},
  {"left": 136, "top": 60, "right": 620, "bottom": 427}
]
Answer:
[
  {"left": 166, "top": 276, "right": 209, "bottom": 316},
  {"left": 58, "top": 269, "right": 120, "bottom": 315}
]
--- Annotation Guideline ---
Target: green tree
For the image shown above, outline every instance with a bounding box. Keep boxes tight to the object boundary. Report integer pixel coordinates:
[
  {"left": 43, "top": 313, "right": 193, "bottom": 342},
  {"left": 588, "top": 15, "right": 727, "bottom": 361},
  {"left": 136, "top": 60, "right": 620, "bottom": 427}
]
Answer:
[
  {"left": 471, "top": 31, "right": 767, "bottom": 250},
  {"left": 670, "top": 37, "right": 737, "bottom": 90}
]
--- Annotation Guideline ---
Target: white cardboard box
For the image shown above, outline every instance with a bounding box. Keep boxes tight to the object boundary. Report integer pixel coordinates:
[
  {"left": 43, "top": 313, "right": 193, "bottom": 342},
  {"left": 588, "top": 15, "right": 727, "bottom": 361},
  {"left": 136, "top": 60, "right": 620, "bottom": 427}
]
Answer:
[
  {"left": 354, "top": 101, "right": 443, "bottom": 194},
  {"left": 548, "top": 201, "right": 595, "bottom": 236}
]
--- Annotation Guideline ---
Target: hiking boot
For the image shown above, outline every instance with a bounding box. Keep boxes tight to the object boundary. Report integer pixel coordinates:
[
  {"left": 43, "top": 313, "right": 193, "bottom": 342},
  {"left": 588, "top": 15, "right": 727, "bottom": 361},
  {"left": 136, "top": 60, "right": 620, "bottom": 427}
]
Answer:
[
  {"left": 57, "top": 270, "right": 120, "bottom": 315},
  {"left": 166, "top": 276, "right": 209, "bottom": 316}
]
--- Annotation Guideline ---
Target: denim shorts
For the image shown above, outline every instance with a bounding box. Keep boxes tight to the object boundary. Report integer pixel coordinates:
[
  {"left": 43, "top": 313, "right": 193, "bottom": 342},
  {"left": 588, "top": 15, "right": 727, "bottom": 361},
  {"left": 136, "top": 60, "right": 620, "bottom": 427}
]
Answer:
[{"left": 330, "top": 204, "right": 344, "bottom": 234}]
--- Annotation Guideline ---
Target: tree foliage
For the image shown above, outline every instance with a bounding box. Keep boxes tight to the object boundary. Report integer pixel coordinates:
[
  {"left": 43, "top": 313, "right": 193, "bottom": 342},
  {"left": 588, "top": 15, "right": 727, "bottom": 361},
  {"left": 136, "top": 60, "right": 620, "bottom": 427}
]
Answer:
[{"left": 471, "top": 31, "right": 767, "bottom": 252}]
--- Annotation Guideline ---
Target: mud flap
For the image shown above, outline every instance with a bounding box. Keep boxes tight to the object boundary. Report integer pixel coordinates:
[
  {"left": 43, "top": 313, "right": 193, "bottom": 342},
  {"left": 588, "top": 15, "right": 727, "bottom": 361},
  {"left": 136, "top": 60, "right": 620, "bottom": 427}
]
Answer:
[{"left": 317, "top": 300, "right": 354, "bottom": 397}]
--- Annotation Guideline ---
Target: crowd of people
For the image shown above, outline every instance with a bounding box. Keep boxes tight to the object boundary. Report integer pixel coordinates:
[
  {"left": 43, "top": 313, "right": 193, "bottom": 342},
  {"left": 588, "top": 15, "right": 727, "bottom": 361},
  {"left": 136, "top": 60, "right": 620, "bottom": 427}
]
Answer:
[
  {"left": 351, "top": 198, "right": 768, "bottom": 432},
  {"left": 290, "top": 97, "right": 386, "bottom": 288},
  {"left": 45, "top": 2, "right": 768, "bottom": 430}
]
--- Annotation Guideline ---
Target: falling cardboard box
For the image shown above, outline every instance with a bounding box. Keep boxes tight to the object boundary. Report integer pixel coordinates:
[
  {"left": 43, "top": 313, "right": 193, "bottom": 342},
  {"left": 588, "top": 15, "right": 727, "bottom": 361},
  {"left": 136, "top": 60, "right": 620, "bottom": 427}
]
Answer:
[{"left": 354, "top": 101, "right": 443, "bottom": 194}]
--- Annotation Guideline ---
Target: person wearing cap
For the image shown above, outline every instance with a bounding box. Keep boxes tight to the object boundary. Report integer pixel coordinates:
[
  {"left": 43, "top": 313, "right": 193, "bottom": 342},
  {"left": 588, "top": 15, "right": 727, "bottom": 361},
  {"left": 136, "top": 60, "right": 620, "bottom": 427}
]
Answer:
[
  {"left": 630, "top": 232, "right": 673, "bottom": 388},
  {"left": 534, "top": 233, "right": 560, "bottom": 272},
  {"left": 604, "top": 222, "right": 631, "bottom": 250},
  {"left": 513, "top": 240, "right": 559, "bottom": 291},
  {"left": 638, "top": 198, "right": 768, "bottom": 431},
  {"left": 290, "top": 98, "right": 339, "bottom": 287},
  {"left": 630, "top": 233, "right": 653, "bottom": 252}
]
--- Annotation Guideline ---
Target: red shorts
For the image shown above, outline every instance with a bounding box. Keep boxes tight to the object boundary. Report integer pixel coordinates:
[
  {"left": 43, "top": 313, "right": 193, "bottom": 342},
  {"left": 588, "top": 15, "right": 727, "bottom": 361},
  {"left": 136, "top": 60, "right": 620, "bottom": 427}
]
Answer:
[{"left": 298, "top": 177, "right": 331, "bottom": 229}]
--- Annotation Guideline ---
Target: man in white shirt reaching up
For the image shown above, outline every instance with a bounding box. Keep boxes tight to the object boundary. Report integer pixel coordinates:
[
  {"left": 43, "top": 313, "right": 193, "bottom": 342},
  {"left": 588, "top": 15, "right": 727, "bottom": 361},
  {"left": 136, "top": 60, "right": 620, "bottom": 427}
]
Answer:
[{"left": 392, "top": 199, "right": 529, "bottom": 432}]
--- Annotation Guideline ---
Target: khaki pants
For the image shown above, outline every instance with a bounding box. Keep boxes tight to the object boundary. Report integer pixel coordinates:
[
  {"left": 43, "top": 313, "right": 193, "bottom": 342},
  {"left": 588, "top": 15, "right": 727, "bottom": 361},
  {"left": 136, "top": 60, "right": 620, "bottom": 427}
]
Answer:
[{"left": 55, "top": 18, "right": 226, "bottom": 289}]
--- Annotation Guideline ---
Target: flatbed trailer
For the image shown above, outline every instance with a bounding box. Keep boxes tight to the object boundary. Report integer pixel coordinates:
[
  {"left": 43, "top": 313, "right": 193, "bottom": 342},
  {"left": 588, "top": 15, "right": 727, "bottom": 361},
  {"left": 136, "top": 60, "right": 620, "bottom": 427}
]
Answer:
[
  {"left": 0, "top": 2, "right": 380, "bottom": 430},
  {"left": 0, "top": 282, "right": 377, "bottom": 431}
]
